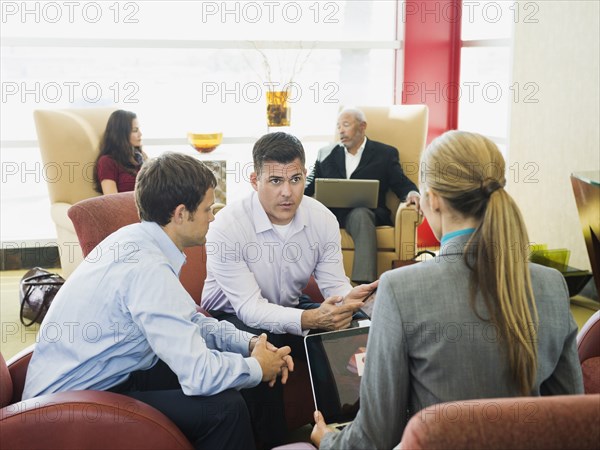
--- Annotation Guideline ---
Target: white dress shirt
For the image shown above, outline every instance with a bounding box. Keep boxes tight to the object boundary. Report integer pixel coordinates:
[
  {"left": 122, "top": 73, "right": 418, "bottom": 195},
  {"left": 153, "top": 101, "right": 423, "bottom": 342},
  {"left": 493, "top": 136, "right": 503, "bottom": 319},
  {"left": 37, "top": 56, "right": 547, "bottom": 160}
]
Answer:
[
  {"left": 344, "top": 137, "right": 367, "bottom": 178},
  {"left": 202, "top": 193, "right": 353, "bottom": 335}
]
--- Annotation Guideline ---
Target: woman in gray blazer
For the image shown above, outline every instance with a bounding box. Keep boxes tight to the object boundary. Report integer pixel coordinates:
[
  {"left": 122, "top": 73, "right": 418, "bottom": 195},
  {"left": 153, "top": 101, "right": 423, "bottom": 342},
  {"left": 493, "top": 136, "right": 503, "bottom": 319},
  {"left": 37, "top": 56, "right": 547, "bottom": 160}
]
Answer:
[{"left": 311, "top": 130, "right": 584, "bottom": 450}]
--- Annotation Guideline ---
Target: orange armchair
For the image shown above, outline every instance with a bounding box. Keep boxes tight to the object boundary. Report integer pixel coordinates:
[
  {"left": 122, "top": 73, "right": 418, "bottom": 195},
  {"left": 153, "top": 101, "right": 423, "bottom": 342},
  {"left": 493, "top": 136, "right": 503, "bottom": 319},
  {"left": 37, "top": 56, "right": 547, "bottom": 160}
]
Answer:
[{"left": 0, "top": 349, "right": 192, "bottom": 450}]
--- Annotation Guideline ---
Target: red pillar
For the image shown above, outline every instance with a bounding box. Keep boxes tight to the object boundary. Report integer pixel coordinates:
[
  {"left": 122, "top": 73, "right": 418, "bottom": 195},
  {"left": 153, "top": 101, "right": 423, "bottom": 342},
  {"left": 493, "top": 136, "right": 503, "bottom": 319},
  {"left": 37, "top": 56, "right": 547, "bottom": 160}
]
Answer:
[{"left": 400, "top": 0, "right": 462, "bottom": 246}]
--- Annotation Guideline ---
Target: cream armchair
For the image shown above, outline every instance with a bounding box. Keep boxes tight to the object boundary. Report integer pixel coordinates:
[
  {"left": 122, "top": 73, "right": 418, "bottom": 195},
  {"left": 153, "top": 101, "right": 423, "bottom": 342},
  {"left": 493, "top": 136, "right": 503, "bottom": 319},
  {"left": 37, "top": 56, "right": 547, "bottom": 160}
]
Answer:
[
  {"left": 336, "top": 105, "right": 428, "bottom": 278},
  {"left": 34, "top": 107, "right": 116, "bottom": 277}
]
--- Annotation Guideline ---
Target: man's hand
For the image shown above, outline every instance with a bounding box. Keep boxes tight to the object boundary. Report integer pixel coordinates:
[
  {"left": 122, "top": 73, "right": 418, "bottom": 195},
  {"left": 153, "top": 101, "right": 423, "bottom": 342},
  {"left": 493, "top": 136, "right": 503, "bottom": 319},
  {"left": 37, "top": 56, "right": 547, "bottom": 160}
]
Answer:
[
  {"left": 248, "top": 335, "right": 259, "bottom": 353},
  {"left": 251, "top": 334, "right": 294, "bottom": 387},
  {"left": 343, "top": 281, "right": 379, "bottom": 304},
  {"left": 406, "top": 190, "right": 421, "bottom": 215},
  {"left": 311, "top": 410, "right": 335, "bottom": 447},
  {"left": 301, "top": 296, "right": 364, "bottom": 331}
]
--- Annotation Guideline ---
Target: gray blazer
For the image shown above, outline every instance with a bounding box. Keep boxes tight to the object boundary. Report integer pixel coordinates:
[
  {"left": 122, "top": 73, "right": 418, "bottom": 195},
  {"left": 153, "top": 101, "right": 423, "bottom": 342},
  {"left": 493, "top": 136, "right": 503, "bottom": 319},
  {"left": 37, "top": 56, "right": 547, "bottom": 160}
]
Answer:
[{"left": 321, "top": 234, "right": 584, "bottom": 450}]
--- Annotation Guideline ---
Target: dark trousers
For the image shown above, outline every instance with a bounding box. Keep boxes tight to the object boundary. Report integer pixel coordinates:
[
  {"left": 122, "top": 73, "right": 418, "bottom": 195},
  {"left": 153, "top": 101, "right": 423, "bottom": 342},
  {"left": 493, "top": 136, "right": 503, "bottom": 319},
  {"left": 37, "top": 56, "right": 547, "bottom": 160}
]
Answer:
[
  {"left": 345, "top": 207, "right": 378, "bottom": 283},
  {"left": 208, "top": 296, "right": 320, "bottom": 448},
  {"left": 109, "top": 360, "right": 254, "bottom": 450}
]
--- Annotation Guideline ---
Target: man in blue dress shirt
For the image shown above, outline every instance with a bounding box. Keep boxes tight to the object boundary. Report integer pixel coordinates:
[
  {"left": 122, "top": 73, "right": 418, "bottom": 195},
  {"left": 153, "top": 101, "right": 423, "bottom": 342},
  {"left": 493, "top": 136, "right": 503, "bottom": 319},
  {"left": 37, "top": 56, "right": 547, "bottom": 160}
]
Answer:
[{"left": 23, "top": 152, "right": 293, "bottom": 450}]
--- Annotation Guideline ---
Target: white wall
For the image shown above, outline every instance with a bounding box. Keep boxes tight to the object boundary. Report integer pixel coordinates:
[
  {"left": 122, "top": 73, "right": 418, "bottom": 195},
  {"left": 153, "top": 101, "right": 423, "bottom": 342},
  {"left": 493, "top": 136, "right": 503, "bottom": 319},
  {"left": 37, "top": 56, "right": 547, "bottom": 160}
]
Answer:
[{"left": 508, "top": 1, "right": 600, "bottom": 270}]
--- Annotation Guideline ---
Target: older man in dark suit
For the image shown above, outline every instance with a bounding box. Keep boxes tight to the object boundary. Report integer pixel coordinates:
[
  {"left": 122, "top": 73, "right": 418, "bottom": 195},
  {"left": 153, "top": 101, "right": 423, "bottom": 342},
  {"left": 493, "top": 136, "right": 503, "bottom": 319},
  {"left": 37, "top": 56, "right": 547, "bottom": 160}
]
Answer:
[{"left": 305, "top": 108, "right": 420, "bottom": 283}]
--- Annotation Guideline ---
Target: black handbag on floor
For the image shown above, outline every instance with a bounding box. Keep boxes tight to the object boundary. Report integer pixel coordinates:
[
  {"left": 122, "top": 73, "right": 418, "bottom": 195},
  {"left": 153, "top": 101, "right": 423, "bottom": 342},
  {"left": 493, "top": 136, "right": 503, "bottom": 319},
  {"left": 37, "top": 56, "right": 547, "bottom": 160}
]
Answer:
[{"left": 19, "top": 267, "right": 65, "bottom": 326}]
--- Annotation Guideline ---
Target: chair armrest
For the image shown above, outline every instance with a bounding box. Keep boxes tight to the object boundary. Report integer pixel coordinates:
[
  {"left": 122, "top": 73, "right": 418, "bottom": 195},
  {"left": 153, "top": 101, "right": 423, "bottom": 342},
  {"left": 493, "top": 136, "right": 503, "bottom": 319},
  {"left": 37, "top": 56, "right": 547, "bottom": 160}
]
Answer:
[
  {"left": 7, "top": 345, "right": 35, "bottom": 404},
  {"left": 50, "top": 202, "right": 76, "bottom": 231},
  {"left": 394, "top": 203, "right": 421, "bottom": 260},
  {"left": 578, "top": 310, "right": 600, "bottom": 363},
  {"left": 400, "top": 394, "right": 600, "bottom": 450},
  {"left": 0, "top": 391, "right": 192, "bottom": 449}
]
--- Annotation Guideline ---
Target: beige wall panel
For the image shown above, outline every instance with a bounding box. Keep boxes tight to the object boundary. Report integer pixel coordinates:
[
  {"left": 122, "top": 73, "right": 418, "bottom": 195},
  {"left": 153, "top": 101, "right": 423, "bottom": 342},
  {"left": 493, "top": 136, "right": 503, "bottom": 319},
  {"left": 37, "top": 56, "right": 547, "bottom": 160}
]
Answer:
[{"left": 508, "top": 1, "right": 599, "bottom": 270}]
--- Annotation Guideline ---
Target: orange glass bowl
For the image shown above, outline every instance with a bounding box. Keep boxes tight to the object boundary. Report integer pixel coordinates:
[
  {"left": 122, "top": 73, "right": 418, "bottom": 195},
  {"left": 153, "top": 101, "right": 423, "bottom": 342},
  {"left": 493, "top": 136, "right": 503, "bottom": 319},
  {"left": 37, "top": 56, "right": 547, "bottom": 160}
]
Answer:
[{"left": 187, "top": 132, "right": 223, "bottom": 153}]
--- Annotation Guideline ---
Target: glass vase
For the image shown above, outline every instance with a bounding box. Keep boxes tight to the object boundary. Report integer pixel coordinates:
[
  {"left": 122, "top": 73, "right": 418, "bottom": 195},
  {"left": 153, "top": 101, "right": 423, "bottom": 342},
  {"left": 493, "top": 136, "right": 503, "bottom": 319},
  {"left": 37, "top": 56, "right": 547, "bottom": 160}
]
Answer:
[{"left": 266, "top": 90, "right": 291, "bottom": 127}]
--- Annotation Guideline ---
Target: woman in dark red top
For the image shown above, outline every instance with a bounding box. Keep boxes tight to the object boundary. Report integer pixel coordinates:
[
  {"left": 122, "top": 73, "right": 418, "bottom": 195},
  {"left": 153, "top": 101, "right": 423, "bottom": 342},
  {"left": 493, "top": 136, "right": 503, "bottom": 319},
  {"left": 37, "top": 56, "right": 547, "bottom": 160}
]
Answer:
[{"left": 93, "top": 110, "right": 148, "bottom": 194}]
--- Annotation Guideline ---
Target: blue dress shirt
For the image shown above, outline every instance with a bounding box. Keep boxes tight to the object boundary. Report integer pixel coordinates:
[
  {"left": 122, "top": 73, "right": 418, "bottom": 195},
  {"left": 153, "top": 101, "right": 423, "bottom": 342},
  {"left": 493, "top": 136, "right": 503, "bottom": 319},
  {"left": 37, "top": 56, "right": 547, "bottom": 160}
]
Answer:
[{"left": 23, "top": 221, "right": 262, "bottom": 399}]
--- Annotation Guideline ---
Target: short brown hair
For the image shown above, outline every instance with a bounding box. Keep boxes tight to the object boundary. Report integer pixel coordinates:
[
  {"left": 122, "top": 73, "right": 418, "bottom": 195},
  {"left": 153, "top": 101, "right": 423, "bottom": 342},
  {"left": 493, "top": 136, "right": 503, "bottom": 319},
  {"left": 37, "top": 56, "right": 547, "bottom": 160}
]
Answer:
[
  {"left": 253, "top": 132, "right": 305, "bottom": 176},
  {"left": 135, "top": 153, "right": 216, "bottom": 226}
]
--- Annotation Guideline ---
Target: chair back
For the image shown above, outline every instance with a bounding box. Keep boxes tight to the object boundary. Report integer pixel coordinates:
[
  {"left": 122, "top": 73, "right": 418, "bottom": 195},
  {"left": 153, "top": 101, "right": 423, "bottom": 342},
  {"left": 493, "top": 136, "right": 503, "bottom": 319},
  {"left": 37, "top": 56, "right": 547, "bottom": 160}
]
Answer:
[
  {"left": 68, "top": 192, "right": 207, "bottom": 304},
  {"left": 1, "top": 347, "right": 34, "bottom": 404},
  {"left": 400, "top": 394, "right": 600, "bottom": 450},
  {"left": 68, "top": 192, "right": 140, "bottom": 257},
  {"left": 345, "top": 105, "right": 428, "bottom": 216},
  {"left": 34, "top": 107, "right": 116, "bottom": 205},
  {"left": 577, "top": 310, "right": 600, "bottom": 393}
]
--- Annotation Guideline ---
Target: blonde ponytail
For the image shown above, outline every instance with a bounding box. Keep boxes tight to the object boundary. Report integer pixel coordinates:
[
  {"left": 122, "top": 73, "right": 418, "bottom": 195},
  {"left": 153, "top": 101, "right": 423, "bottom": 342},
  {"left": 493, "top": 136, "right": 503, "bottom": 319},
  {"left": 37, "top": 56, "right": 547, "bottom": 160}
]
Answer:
[{"left": 421, "top": 131, "right": 538, "bottom": 395}]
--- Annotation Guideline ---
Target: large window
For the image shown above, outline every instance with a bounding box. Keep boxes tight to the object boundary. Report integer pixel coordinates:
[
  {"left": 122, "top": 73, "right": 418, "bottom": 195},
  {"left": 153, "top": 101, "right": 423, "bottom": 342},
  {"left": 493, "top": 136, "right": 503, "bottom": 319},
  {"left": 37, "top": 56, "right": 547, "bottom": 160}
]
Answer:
[
  {"left": 2, "top": 46, "right": 395, "bottom": 140},
  {"left": 1, "top": 1, "right": 402, "bottom": 244},
  {"left": 458, "top": 0, "right": 525, "bottom": 149},
  {"left": 1, "top": 1, "right": 399, "bottom": 142}
]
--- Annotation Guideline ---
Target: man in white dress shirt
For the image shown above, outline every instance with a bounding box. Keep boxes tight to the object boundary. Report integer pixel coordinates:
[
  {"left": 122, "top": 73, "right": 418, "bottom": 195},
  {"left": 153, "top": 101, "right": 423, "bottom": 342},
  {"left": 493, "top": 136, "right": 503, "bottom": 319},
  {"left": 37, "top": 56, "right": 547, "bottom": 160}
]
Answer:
[
  {"left": 201, "top": 132, "right": 377, "bottom": 442},
  {"left": 202, "top": 132, "right": 376, "bottom": 339}
]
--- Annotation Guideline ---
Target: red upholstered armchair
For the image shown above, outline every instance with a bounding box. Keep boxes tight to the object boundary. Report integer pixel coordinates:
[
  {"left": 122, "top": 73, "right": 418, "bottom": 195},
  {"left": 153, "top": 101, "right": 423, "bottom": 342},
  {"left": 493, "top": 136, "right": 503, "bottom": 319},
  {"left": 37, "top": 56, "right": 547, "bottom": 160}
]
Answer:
[
  {"left": 577, "top": 310, "right": 600, "bottom": 394},
  {"left": 67, "top": 192, "right": 208, "bottom": 307},
  {"left": 0, "top": 349, "right": 192, "bottom": 449},
  {"left": 400, "top": 394, "right": 600, "bottom": 450},
  {"left": 67, "top": 191, "right": 318, "bottom": 431},
  {"left": 273, "top": 395, "right": 600, "bottom": 450}
]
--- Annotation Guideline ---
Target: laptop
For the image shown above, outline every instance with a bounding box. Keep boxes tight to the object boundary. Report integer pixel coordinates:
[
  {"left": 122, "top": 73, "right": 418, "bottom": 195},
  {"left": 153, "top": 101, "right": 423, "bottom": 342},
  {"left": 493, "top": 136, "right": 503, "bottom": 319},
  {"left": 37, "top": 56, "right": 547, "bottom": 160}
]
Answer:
[
  {"left": 314, "top": 178, "right": 379, "bottom": 209},
  {"left": 305, "top": 326, "right": 370, "bottom": 430}
]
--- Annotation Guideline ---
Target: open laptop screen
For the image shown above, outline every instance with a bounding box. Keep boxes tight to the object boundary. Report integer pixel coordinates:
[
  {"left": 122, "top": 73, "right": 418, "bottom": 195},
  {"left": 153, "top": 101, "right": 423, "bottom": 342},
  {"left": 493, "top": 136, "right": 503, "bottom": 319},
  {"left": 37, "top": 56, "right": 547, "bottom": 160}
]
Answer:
[
  {"left": 304, "top": 327, "right": 369, "bottom": 425},
  {"left": 314, "top": 178, "right": 379, "bottom": 209}
]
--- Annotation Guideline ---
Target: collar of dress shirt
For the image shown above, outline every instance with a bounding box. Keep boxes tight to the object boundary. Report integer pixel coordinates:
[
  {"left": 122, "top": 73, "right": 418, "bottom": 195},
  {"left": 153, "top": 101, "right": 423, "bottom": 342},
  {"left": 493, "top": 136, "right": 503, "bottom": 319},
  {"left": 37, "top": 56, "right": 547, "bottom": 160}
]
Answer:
[
  {"left": 140, "top": 221, "right": 187, "bottom": 275},
  {"left": 438, "top": 230, "right": 476, "bottom": 258},
  {"left": 250, "top": 191, "right": 308, "bottom": 236},
  {"left": 343, "top": 136, "right": 367, "bottom": 157},
  {"left": 440, "top": 228, "right": 476, "bottom": 246}
]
